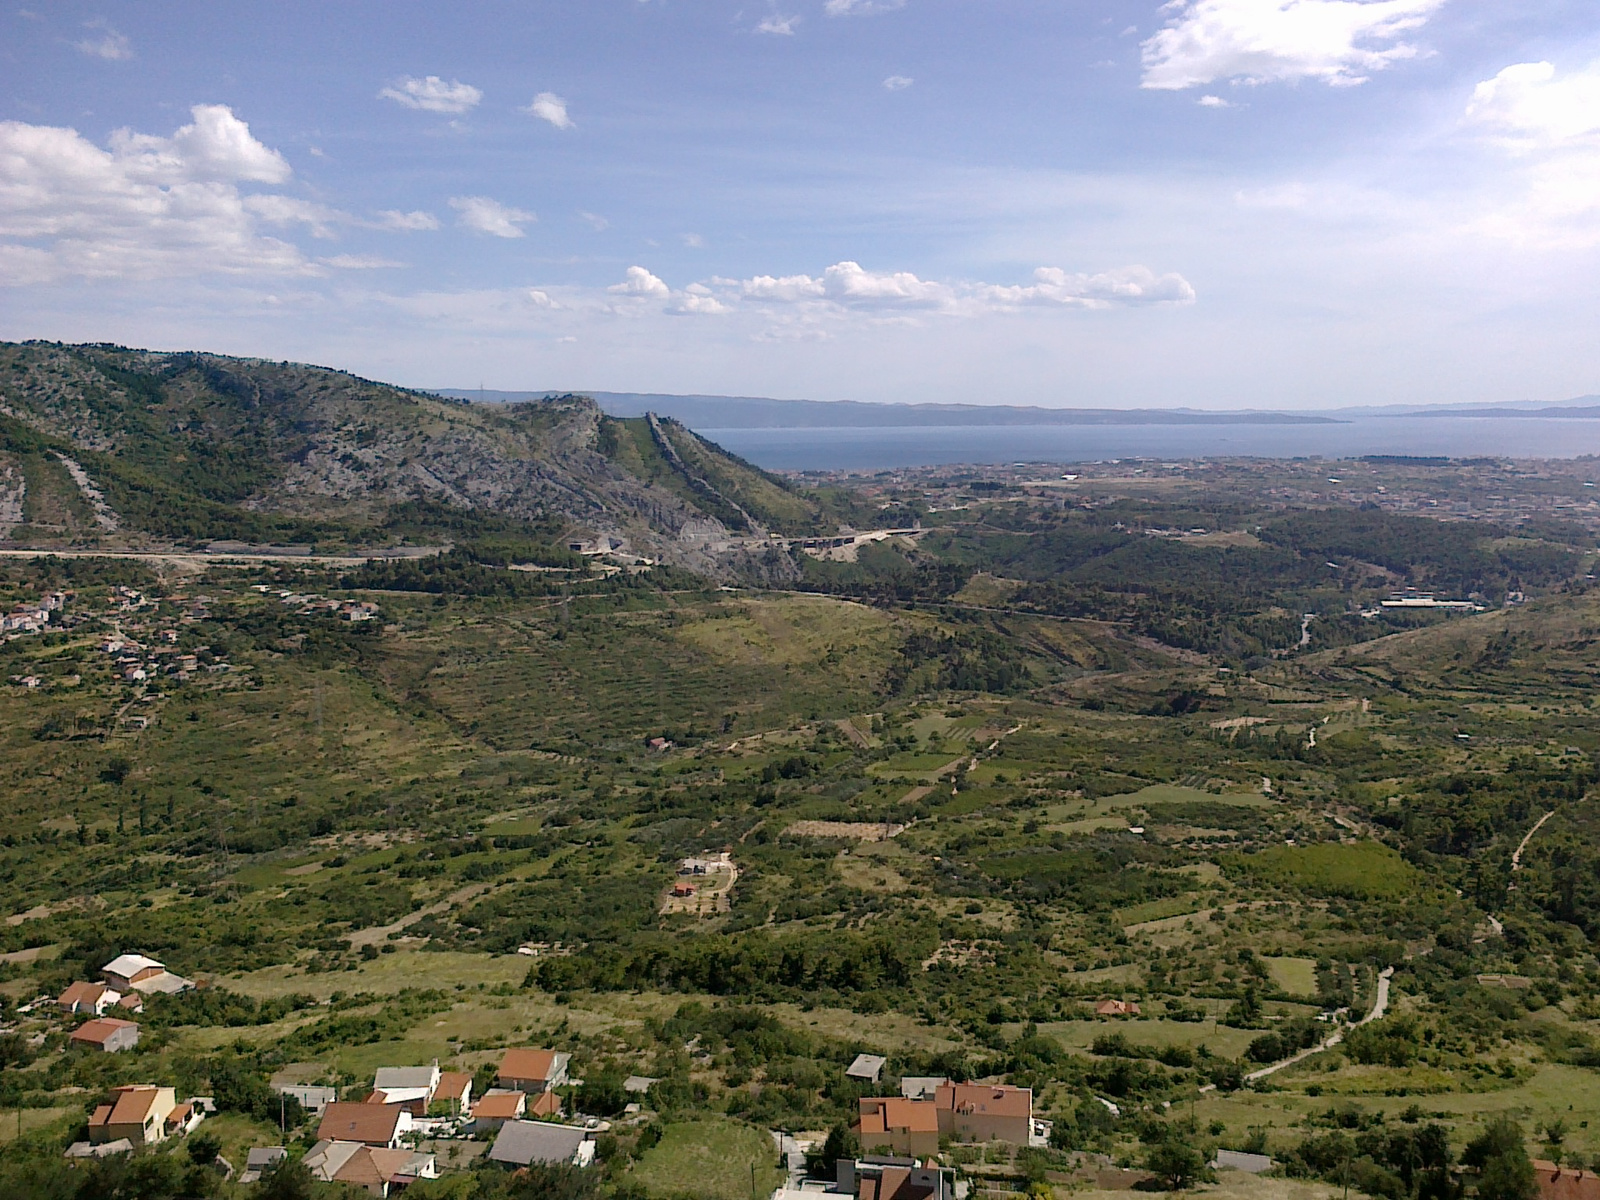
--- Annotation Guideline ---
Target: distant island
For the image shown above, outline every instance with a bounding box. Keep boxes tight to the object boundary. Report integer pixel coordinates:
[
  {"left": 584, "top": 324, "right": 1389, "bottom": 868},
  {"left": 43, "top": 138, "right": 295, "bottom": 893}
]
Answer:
[{"left": 437, "top": 390, "right": 1344, "bottom": 429}]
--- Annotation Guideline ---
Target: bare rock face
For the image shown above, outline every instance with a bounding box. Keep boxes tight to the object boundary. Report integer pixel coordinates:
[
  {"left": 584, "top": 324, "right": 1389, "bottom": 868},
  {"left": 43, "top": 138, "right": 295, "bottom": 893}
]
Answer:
[{"left": 0, "top": 342, "right": 809, "bottom": 574}]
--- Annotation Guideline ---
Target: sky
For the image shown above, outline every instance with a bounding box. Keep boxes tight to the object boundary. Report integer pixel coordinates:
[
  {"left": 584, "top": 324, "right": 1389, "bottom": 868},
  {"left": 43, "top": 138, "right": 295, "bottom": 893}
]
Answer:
[{"left": 2, "top": 0, "right": 1599, "bottom": 410}]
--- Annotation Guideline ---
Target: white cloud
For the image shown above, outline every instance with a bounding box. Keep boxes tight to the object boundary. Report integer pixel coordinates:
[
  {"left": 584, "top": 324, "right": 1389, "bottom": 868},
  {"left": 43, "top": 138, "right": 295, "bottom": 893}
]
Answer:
[
  {"left": 609, "top": 265, "right": 670, "bottom": 297},
  {"left": 245, "top": 195, "right": 342, "bottom": 238},
  {"left": 0, "top": 105, "right": 311, "bottom": 284},
  {"left": 1466, "top": 61, "right": 1600, "bottom": 146},
  {"left": 375, "top": 209, "right": 440, "bottom": 231},
  {"left": 1140, "top": 0, "right": 1445, "bottom": 90},
  {"left": 1198, "top": 94, "right": 1233, "bottom": 107},
  {"left": 667, "top": 286, "right": 732, "bottom": 315},
  {"left": 735, "top": 261, "right": 1193, "bottom": 314},
  {"left": 681, "top": 232, "right": 706, "bottom": 248},
  {"left": 378, "top": 76, "right": 482, "bottom": 114},
  {"left": 322, "top": 254, "right": 405, "bottom": 269},
  {"left": 883, "top": 75, "right": 914, "bottom": 91},
  {"left": 74, "top": 19, "right": 131, "bottom": 60},
  {"left": 524, "top": 92, "right": 574, "bottom": 130},
  {"left": 824, "top": 0, "right": 906, "bottom": 14},
  {"left": 528, "top": 289, "right": 559, "bottom": 307},
  {"left": 757, "top": 14, "right": 799, "bottom": 34},
  {"left": 449, "top": 195, "right": 535, "bottom": 238},
  {"left": 1462, "top": 61, "right": 1600, "bottom": 247},
  {"left": 108, "top": 104, "right": 291, "bottom": 184},
  {"left": 979, "top": 265, "right": 1196, "bottom": 308},
  {"left": 579, "top": 211, "right": 609, "bottom": 231}
]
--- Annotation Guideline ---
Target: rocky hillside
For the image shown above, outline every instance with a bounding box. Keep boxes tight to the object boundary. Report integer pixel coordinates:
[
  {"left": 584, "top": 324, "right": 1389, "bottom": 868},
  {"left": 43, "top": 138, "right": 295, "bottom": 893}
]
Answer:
[{"left": 0, "top": 341, "right": 837, "bottom": 571}]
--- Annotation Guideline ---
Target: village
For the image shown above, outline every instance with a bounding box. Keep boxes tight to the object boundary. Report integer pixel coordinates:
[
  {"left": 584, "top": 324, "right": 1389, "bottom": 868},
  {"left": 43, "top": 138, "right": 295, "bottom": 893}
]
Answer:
[{"left": 1, "top": 948, "right": 1258, "bottom": 1200}]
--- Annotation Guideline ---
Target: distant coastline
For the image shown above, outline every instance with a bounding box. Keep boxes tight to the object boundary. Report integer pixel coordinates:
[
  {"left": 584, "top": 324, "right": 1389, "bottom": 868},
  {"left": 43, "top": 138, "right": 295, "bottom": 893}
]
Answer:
[
  {"left": 437, "top": 389, "right": 1341, "bottom": 428},
  {"left": 437, "top": 387, "right": 1600, "bottom": 431}
]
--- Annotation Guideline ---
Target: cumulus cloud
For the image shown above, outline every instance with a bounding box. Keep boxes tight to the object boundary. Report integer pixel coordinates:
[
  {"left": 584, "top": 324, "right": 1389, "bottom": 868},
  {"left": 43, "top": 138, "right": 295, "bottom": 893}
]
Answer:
[
  {"left": 1466, "top": 61, "right": 1600, "bottom": 145},
  {"left": 375, "top": 209, "right": 440, "bottom": 231},
  {"left": 883, "top": 75, "right": 914, "bottom": 91},
  {"left": 1198, "top": 94, "right": 1233, "bottom": 107},
  {"left": 609, "top": 265, "right": 671, "bottom": 297},
  {"left": 667, "top": 286, "right": 732, "bottom": 315},
  {"left": 74, "top": 19, "right": 131, "bottom": 60},
  {"left": 524, "top": 92, "right": 574, "bottom": 129},
  {"left": 449, "top": 195, "right": 535, "bottom": 237},
  {"left": 0, "top": 105, "right": 312, "bottom": 284},
  {"left": 979, "top": 265, "right": 1197, "bottom": 308},
  {"left": 739, "top": 261, "right": 1193, "bottom": 313},
  {"left": 379, "top": 75, "right": 482, "bottom": 114},
  {"left": 757, "top": 14, "right": 799, "bottom": 34},
  {"left": 1141, "top": 0, "right": 1445, "bottom": 90}
]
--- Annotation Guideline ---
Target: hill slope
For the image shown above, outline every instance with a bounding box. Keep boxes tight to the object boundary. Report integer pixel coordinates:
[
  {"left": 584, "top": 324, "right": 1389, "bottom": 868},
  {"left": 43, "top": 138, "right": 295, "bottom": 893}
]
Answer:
[{"left": 0, "top": 342, "right": 831, "bottom": 570}]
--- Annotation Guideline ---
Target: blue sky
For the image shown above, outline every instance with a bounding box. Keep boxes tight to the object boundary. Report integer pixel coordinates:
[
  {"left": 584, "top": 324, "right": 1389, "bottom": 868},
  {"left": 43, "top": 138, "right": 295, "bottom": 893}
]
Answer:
[{"left": 2, "top": 1, "right": 1599, "bottom": 408}]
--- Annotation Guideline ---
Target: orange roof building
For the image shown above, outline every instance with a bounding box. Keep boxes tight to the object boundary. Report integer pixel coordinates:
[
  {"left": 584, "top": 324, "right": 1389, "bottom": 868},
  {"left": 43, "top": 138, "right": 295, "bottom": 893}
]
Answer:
[
  {"left": 1534, "top": 1163, "right": 1600, "bottom": 1200},
  {"left": 1095, "top": 999, "right": 1141, "bottom": 1017},
  {"left": 70, "top": 1017, "right": 140, "bottom": 1053},
  {"left": 934, "top": 1083, "right": 1032, "bottom": 1145},
  {"left": 498, "top": 1048, "right": 570, "bottom": 1093},
  {"left": 87, "top": 1085, "right": 177, "bottom": 1147},
  {"left": 855, "top": 1097, "right": 940, "bottom": 1158},
  {"left": 316, "top": 1101, "right": 409, "bottom": 1148}
]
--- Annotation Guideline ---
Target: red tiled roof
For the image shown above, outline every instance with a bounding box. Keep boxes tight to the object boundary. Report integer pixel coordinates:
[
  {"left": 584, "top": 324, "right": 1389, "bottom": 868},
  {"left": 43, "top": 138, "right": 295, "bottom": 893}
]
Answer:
[
  {"left": 937, "top": 1083, "right": 1031, "bottom": 1119},
  {"left": 474, "top": 1092, "right": 526, "bottom": 1119},
  {"left": 499, "top": 1048, "right": 558, "bottom": 1082},
  {"left": 317, "top": 1100, "right": 403, "bottom": 1145},
  {"left": 436, "top": 1072, "right": 472, "bottom": 1101},
  {"left": 71, "top": 1018, "right": 137, "bottom": 1046},
  {"left": 859, "top": 1098, "right": 939, "bottom": 1134}
]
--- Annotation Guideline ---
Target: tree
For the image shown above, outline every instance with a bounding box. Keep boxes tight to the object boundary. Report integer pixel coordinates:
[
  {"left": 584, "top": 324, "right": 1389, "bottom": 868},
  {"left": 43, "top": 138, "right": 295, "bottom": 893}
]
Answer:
[
  {"left": 1145, "top": 1140, "right": 1207, "bottom": 1191},
  {"left": 259, "top": 1157, "right": 315, "bottom": 1200},
  {"left": 1465, "top": 1119, "right": 1536, "bottom": 1200},
  {"left": 809, "top": 1123, "right": 860, "bottom": 1177},
  {"left": 187, "top": 1129, "right": 222, "bottom": 1165}
]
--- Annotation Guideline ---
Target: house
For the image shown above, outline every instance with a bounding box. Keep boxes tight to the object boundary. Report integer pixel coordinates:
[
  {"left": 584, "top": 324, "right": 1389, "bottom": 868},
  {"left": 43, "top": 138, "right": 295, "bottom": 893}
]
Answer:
[
  {"left": 276, "top": 1084, "right": 339, "bottom": 1114},
  {"left": 855, "top": 1098, "right": 940, "bottom": 1159},
  {"left": 102, "top": 954, "right": 166, "bottom": 991},
  {"left": 87, "top": 1086, "right": 177, "bottom": 1147},
  {"left": 933, "top": 1083, "right": 1032, "bottom": 1145},
  {"left": 101, "top": 953, "right": 193, "bottom": 995},
  {"left": 239, "top": 1148, "right": 287, "bottom": 1184},
  {"left": 488, "top": 1121, "right": 595, "bottom": 1169},
  {"left": 71, "top": 1017, "right": 140, "bottom": 1053},
  {"left": 526, "top": 1090, "right": 563, "bottom": 1117},
  {"left": 370, "top": 1064, "right": 440, "bottom": 1115},
  {"left": 59, "top": 981, "right": 123, "bottom": 1015},
  {"left": 470, "top": 1090, "right": 527, "bottom": 1130},
  {"left": 165, "top": 1099, "right": 206, "bottom": 1138},
  {"left": 434, "top": 1071, "right": 473, "bottom": 1116},
  {"left": 316, "top": 1101, "right": 412, "bottom": 1148},
  {"left": 672, "top": 883, "right": 697, "bottom": 898},
  {"left": 847, "top": 1054, "right": 887, "bottom": 1084},
  {"left": 1095, "top": 999, "right": 1141, "bottom": 1017},
  {"left": 899, "top": 1077, "right": 948, "bottom": 1101},
  {"left": 838, "top": 1156, "right": 956, "bottom": 1200},
  {"left": 498, "top": 1048, "right": 570, "bottom": 1094},
  {"left": 1533, "top": 1162, "right": 1600, "bottom": 1200},
  {"left": 1212, "top": 1150, "right": 1274, "bottom": 1174},
  {"left": 115, "top": 992, "right": 145, "bottom": 1014},
  {"left": 305, "top": 1141, "right": 437, "bottom": 1196}
]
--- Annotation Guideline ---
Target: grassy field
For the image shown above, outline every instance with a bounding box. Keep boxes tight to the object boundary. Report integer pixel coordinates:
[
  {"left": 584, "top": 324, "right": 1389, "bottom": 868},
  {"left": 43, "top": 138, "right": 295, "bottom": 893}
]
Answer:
[
  {"left": 626, "top": 1120, "right": 785, "bottom": 1200},
  {"left": 1264, "top": 955, "right": 1320, "bottom": 997}
]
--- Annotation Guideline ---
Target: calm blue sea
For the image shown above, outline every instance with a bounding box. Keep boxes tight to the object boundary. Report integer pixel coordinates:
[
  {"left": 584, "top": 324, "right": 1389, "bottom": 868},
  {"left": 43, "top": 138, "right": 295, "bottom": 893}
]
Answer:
[{"left": 702, "top": 418, "right": 1600, "bottom": 472}]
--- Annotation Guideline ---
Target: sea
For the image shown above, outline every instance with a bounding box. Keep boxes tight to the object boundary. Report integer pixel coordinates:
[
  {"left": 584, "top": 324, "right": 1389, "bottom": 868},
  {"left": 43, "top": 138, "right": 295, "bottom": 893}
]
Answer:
[{"left": 702, "top": 417, "right": 1600, "bottom": 472}]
